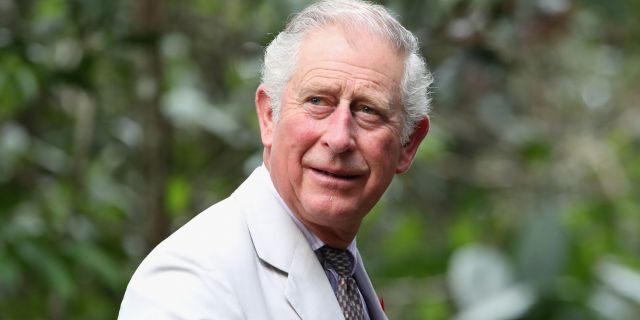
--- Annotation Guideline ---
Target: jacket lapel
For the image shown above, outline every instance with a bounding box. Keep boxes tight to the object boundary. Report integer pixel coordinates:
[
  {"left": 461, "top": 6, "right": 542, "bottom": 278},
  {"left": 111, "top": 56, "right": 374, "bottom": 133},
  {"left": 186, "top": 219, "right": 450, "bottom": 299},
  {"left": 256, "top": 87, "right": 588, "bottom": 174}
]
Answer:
[
  {"left": 354, "top": 253, "right": 388, "bottom": 320},
  {"left": 285, "top": 241, "right": 343, "bottom": 320},
  {"left": 240, "top": 167, "right": 343, "bottom": 320}
]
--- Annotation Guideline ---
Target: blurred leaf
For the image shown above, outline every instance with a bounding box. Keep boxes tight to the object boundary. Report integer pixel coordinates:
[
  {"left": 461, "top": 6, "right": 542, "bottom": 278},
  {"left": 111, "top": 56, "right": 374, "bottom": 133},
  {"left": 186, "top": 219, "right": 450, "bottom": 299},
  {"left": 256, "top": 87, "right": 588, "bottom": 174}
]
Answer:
[
  {"left": 595, "top": 259, "right": 640, "bottom": 304},
  {"left": 448, "top": 244, "right": 516, "bottom": 308},
  {"left": 0, "top": 247, "right": 21, "bottom": 292},
  {"left": 166, "top": 175, "right": 190, "bottom": 217},
  {"left": 515, "top": 208, "right": 568, "bottom": 294},
  {"left": 69, "top": 242, "right": 124, "bottom": 290},
  {"left": 381, "top": 211, "right": 424, "bottom": 261},
  {"left": 448, "top": 244, "right": 535, "bottom": 320},
  {"left": 17, "top": 241, "right": 74, "bottom": 298},
  {"left": 589, "top": 285, "right": 640, "bottom": 320}
]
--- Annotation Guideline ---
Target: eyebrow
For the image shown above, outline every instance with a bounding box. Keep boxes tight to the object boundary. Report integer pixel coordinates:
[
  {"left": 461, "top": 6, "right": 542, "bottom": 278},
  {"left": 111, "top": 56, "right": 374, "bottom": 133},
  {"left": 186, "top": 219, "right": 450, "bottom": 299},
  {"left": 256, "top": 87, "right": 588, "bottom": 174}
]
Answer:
[
  {"left": 353, "top": 81, "right": 394, "bottom": 111},
  {"left": 297, "top": 77, "right": 342, "bottom": 97},
  {"left": 297, "top": 76, "right": 394, "bottom": 110}
]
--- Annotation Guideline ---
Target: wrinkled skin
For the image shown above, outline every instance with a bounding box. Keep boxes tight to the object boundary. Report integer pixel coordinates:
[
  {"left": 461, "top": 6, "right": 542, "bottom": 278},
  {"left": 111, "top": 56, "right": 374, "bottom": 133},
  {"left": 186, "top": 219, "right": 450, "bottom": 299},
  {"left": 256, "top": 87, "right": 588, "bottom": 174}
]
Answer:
[{"left": 256, "top": 25, "right": 429, "bottom": 248}]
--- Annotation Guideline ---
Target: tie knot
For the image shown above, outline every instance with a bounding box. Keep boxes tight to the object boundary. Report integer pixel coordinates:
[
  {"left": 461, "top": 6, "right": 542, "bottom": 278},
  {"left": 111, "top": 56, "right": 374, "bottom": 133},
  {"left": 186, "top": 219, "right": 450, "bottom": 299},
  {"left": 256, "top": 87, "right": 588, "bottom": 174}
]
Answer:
[{"left": 319, "top": 246, "right": 354, "bottom": 277}]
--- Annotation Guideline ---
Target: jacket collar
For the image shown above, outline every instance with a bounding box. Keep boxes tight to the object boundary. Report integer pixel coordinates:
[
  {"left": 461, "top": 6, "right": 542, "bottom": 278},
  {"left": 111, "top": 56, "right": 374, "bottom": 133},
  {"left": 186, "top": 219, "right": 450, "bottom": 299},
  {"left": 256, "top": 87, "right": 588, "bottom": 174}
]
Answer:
[
  {"left": 354, "top": 254, "right": 388, "bottom": 320},
  {"left": 237, "top": 166, "right": 344, "bottom": 320}
]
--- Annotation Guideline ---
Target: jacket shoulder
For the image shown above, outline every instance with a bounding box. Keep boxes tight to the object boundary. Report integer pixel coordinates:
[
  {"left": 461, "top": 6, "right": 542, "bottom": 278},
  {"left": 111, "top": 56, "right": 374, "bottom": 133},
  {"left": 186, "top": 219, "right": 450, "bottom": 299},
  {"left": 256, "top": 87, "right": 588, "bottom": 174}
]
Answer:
[{"left": 119, "top": 196, "right": 254, "bottom": 319}]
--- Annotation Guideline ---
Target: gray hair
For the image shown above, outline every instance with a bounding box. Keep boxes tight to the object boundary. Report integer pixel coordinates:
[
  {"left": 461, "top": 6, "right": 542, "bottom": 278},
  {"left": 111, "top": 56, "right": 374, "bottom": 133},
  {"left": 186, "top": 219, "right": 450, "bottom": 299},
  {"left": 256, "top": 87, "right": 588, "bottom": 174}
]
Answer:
[{"left": 261, "top": 0, "right": 433, "bottom": 144}]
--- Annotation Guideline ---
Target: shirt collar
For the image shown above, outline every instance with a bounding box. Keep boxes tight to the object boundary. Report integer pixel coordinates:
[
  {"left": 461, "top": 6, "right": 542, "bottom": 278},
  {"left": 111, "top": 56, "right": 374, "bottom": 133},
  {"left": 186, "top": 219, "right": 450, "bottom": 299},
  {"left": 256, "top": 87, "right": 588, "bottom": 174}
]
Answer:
[{"left": 258, "top": 164, "right": 359, "bottom": 257}]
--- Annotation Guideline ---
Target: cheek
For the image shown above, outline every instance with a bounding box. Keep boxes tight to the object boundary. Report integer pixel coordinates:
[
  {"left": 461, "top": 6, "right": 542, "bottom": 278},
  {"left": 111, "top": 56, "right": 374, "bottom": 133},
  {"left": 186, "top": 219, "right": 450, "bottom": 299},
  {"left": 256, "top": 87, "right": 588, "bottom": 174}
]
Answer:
[
  {"left": 273, "top": 118, "right": 319, "bottom": 163},
  {"left": 282, "top": 117, "right": 320, "bottom": 145},
  {"left": 362, "top": 133, "right": 402, "bottom": 167}
]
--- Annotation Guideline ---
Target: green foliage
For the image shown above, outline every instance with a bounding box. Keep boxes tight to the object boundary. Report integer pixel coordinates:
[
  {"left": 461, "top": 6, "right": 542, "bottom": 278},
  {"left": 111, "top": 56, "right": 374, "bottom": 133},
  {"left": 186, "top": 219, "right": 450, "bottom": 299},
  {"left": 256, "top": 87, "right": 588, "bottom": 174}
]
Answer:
[{"left": 1, "top": 0, "right": 639, "bottom": 318}]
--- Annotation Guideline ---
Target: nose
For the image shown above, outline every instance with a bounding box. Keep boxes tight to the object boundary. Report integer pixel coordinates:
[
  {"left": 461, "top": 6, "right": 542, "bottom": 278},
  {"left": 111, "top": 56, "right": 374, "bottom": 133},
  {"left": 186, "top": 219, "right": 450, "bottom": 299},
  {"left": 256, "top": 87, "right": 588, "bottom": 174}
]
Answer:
[{"left": 321, "top": 103, "right": 356, "bottom": 154}]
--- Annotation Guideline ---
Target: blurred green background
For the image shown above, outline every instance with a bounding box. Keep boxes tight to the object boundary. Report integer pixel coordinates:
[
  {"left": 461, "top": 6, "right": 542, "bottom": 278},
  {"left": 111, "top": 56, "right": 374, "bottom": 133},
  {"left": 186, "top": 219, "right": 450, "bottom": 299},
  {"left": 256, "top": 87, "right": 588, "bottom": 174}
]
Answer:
[{"left": 1, "top": 0, "right": 639, "bottom": 319}]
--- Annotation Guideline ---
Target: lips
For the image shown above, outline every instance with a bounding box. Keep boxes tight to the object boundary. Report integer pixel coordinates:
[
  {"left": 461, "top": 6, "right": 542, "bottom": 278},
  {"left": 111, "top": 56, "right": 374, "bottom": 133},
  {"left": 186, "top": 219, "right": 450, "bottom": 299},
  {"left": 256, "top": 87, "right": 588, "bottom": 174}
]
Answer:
[{"left": 311, "top": 168, "right": 361, "bottom": 180}]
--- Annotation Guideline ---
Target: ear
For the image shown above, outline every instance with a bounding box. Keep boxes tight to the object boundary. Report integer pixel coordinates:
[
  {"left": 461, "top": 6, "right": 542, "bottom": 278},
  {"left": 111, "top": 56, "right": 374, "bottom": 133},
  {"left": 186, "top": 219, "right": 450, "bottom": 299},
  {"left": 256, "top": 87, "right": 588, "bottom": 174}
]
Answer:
[
  {"left": 255, "top": 85, "right": 275, "bottom": 148},
  {"left": 395, "top": 117, "right": 430, "bottom": 174}
]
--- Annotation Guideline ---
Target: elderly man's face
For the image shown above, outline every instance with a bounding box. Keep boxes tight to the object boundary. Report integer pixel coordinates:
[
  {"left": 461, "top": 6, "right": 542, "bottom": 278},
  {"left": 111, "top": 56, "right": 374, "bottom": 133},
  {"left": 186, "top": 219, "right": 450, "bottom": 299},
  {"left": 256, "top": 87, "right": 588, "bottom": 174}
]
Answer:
[{"left": 257, "top": 25, "right": 427, "bottom": 242}]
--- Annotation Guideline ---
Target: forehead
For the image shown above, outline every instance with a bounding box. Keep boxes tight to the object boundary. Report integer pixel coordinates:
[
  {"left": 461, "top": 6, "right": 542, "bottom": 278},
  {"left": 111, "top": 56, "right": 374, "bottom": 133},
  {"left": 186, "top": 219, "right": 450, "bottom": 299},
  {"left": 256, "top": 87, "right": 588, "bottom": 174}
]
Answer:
[{"left": 291, "top": 25, "right": 405, "bottom": 91}]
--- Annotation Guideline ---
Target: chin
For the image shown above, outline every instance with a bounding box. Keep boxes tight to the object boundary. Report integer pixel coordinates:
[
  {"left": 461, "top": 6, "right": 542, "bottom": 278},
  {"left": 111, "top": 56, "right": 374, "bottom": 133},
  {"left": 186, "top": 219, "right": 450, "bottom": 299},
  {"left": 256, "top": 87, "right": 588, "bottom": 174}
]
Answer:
[{"left": 304, "top": 198, "right": 364, "bottom": 224}]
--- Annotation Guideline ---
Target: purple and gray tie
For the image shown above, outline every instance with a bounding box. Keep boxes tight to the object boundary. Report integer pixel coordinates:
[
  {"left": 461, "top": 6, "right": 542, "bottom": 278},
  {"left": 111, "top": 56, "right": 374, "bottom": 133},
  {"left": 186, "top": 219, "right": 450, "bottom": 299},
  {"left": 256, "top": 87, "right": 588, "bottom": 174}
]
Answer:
[{"left": 319, "top": 246, "right": 364, "bottom": 320}]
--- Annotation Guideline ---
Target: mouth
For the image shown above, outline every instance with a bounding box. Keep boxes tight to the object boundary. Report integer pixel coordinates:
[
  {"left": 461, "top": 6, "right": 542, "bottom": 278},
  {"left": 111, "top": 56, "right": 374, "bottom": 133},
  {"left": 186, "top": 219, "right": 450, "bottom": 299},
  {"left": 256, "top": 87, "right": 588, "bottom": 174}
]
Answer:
[{"left": 311, "top": 168, "right": 361, "bottom": 180}]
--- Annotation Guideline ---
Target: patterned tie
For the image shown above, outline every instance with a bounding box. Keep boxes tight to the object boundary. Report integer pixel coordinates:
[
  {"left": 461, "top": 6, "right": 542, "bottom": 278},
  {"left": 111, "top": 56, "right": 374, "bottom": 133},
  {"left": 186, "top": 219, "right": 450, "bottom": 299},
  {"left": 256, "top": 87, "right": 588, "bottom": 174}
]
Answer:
[{"left": 319, "top": 246, "right": 364, "bottom": 320}]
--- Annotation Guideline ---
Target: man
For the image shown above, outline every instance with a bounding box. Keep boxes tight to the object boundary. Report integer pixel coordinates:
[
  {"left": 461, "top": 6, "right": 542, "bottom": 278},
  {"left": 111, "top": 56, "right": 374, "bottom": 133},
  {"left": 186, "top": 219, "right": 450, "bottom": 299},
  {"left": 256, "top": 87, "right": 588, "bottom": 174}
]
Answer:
[{"left": 119, "top": 0, "right": 432, "bottom": 319}]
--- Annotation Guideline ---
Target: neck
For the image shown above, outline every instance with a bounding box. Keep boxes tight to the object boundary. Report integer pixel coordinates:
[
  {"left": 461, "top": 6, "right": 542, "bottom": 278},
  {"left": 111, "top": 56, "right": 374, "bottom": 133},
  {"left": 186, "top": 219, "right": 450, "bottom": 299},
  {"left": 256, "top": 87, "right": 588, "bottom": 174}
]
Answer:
[{"left": 300, "top": 217, "right": 359, "bottom": 250}]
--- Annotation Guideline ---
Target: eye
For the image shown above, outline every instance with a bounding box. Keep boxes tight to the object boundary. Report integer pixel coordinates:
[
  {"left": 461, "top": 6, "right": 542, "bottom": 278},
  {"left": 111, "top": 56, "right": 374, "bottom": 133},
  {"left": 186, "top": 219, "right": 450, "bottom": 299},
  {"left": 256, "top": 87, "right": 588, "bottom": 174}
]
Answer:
[
  {"left": 360, "top": 105, "right": 376, "bottom": 114},
  {"left": 353, "top": 103, "right": 387, "bottom": 126},
  {"left": 303, "top": 96, "right": 334, "bottom": 118},
  {"left": 356, "top": 104, "right": 380, "bottom": 116},
  {"left": 305, "top": 96, "right": 333, "bottom": 108},
  {"left": 309, "top": 96, "right": 323, "bottom": 105}
]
